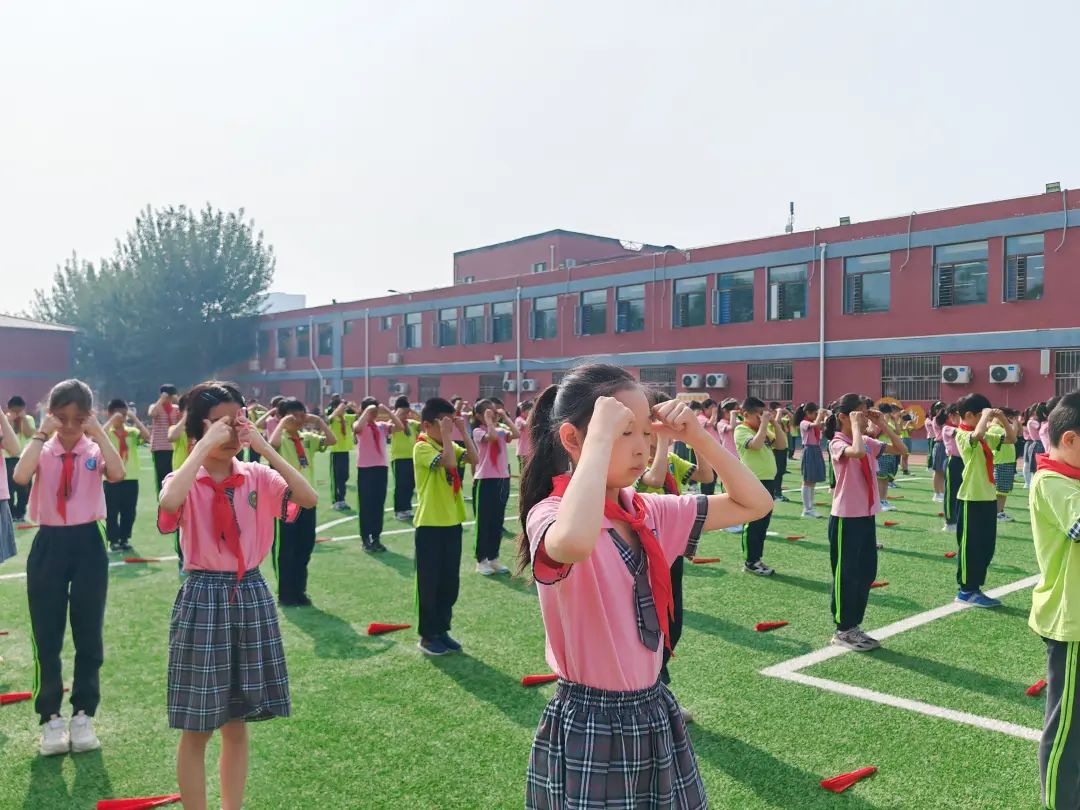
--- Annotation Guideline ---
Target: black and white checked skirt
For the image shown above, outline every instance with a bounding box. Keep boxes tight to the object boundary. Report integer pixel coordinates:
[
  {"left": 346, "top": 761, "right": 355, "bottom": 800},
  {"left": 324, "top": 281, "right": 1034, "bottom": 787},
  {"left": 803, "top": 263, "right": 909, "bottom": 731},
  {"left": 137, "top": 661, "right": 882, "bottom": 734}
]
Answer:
[
  {"left": 994, "top": 462, "right": 1017, "bottom": 494},
  {"left": 800, "top": 444, "right": 826, "bottom": 484},
  {"left": 526, "top": 679, "right": 707, "bottom": 809},
  {"left": 878, "top": 451, "right": 900, "bottom": 479},
  {"left": 168, "top": 569, "right": 290, "bottom": 731}
]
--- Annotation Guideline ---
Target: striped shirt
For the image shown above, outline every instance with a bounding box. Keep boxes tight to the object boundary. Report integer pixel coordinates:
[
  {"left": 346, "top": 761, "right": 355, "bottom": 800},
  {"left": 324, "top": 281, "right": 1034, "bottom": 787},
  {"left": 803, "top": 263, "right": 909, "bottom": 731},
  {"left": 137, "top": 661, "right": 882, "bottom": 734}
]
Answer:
[{"left": 150, "top": 404, "right": 180, "bottom": 452}]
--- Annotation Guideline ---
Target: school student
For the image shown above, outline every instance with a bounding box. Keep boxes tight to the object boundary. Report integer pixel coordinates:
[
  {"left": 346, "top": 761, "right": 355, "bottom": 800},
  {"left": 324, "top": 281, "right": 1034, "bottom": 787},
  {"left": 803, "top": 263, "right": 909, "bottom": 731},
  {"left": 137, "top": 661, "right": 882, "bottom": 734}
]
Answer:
[
  {"left": 1026, "top": 392, "right": 1080, "bottom": 810},
  {"left": 353, "top": 397, "right": 404, "bottom": 552},
  {"left": 390, "top": 396, "right": 422, "bottom": 521},
  {"left": 796, "top": 402, "right": 829, "bottom": 518},
  {"left": 735, "top": 397, "right": 788, "bottom": 576},
  {"left": 472, "top": 399, "right": 519, "bottom": 575},
  {"left": 769, "top": 402, "right": 792, "bottom": 502},
  {"left": 899, "top": 412, "right": 913, "bottom": 475},
  {"left": 5, "top": 395, "right": 37, "bottom": 521},
  {"left": 158, "top": 382, "right": 319, "bottom": 810},
  {"left": 149, "top": 384, "right": 181, "bottom": 492},
  {"left": 270, "top": 398, "right": 335, "bottom": 605},
  {"left": 875, "top": 405, "right": 906, "bottom": 506},
  {"left": 103, "top": 399, "right": 150, "bottom": 552},
  {"left": 0, "top": 408, "right": 19, "bottom": 566},
  {"left": 825, "top": 394, "right": 905, "bottom": 651},
  {"left": 939, "top": 404, "right": 963, "bottom": 532},
  {"left": 412, "top": 398, "right": 479, "bottom": 655},
  {"left": 992, "top": 409, "right": 1021, "bottom": 522},
  {"left": 954, "top": 393, "right": 1015, "bottom": 608},
  {"left": 517, "top": 364, "right": 771, "bottom": 809},
  {"left": 1025, "top": 402, "right": 1048, "bottom": 488},
  {"left": 515, "top": 401, "right": 534, "bottom": 474},
  {"left": 325, "top": 395, "right": 356, "bottom": 511},
  {"left": 927, "top": 402, "right": 946, "bottom": 502},
  {"left": 13, "top": 379, "right": 126, "bottom": 756}
]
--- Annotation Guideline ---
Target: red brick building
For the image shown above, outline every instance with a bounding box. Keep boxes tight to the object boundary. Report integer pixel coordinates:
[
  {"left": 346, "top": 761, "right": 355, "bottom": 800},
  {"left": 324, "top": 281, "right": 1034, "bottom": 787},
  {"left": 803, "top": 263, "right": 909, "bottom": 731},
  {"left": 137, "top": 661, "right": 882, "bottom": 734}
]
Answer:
[{"left": 0, "top": 316, "right": 77, "bottom": 412}]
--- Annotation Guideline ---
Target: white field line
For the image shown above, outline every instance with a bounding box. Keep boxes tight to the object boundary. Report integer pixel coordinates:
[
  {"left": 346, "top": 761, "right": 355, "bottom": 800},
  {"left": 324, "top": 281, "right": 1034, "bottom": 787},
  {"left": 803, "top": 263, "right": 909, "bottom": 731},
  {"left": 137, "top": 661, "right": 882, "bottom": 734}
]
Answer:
[
  {"left": 0, "top": 555, "right": 181, "bottom": 582},
  {"left": 761, "top": 574, "right": 1042, "bottom": 741},
  {"left": 327, "top": 516, "right": 517, "bottom": 544}
]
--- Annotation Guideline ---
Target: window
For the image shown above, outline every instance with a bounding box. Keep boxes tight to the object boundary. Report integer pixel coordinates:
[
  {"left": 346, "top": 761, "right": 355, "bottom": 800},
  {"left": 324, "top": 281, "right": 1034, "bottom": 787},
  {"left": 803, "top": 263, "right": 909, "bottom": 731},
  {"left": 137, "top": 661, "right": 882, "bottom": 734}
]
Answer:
[
  {"left": 673, "top": 277, "right": 707, "bottom": 328},
  {"left": 419, "top": 376, "right": 440, "bottom": 402},
  {"left": 317, "top": 323, "right": 333, "bottom": 356},
  {"left": 934, "top": 241, "right": 988, "bottom": 307},
  {"left": 616, "top": 285, "right": 646, "bottom": 333},
  {"left": 1005, "top": 234, "right": 1045, "bottom": 302},
  {"left": 578, "top": 290, "right": 607, "bottom": 336},
  {"left": 295, "top": 325, "right": 310, "bottom": 357},
  {"left": 881, "top": 355, "right": 941, "bottom": 401},
  {"left": 257, "top": 330, "right": 270, "bottom": 355},
  {"left": 462, "top": 276, "right": 475, "bottom": 284},
  {"left": 478, "top": 373, "right": 503, "bottom": 401},
  {"left": 714, "top": 270, "right": 754, "bottom": 324},
  {"left": 530, "top": 296, "right": 558, "bottom": 340},
  {"left": 532, "top": 262, "right": 546, "bottom": 274},
  {"left": 747, "top": 362, "right": 793, "bottom": 401},
  {"left": 276, "top": 327, "right": 292, "bottom": 358},
  {"left": 344, "top": 320, "right": 354, "bottom": 335},
  {"left": 463, "top": 305, "right": 485, "bottom": 345},
  {"left": 379, "top": 316, "right": 393, "bottom": 331},
  {"left": 844, "top": 254, "right": 890, "bottom": 314},
  {"left": 402, "top": 312, "right": 422, "bottom": 349},
  {"left": 1055, "top": 351, "right": 1080, "bottom": 396},
  {"left": 492, "top": 302, "right": 513, "bottom": 343},
  {"left": 767, "top": 264, "right": 807, "bottom": 321},
  {"left": 343, "top": 379, "right": 354, "bottom": 394},
  {"left": 438, "top": 308, "right": 458, "bottom": 347},
  {"left": 639, "top": 366, "right": 677, "bottom": 398},
  {"left": 304, "top": 379, "right": 320, "bottom": 407}
]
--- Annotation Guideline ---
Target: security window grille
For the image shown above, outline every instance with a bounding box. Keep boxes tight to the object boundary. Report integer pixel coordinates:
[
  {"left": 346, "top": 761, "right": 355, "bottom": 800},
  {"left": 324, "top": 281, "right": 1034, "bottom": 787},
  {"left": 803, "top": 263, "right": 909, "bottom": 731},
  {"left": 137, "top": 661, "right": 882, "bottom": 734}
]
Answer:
[
  {"left": 616, "top": 285, "right": 646, "bottom": 333},
  {"left": 673, "top": 277, "right": 707, "bottom": 328},
  {"left": 747, "top": 362, "right": 793, "bottom": 402},
  {"left": 401, "top": 313, "right": 422, "bottom": 349},
  {"left": 317, "top": 323, "right": 333, "bottom": 356},
  {"left": 1005, "top": 234, "right": 1045, "bottom": 302},
  {"left": 844, "top": 254, "right": 890, "bottom": 314},
  {"left": 1055, "top": 351, "right": 1080, "bottom": 396},
  {"left": 713, "top": 270, "right": 754, "bottom": 324},
  {"left": 418, "top": 376, "right": 440, "bottom": 402},
  {"left": 881, "top": 355, "right": 941, "bottom": 401},
  {"left": 578, "top": 290, "right": 607, "bottom": 336},
  {"left": 639, "top": 366, "right": 677, "bottom": 398},
  {"left": 492, "top": 302, "right": 513, "bottom": 343},
  {"left": 767, "top": 264, "right": 807, "bottom": 321},
  {"left": 438, "top": 308, "right": 459, "bottom": 347},
  {"left": 532, "top": 262, "right": 546, "bottom": 273},
  {"left": 379, "top": 316, "right": 392, "bottom": 331},
  {"left": 478, "top": 373, "right": 503, "bottom": 401},
  {"left": 463, "top": 305, "right": 485, "bottom": 345},
  {"left": 530, "top": 296, "right": 558, "bottom": 340},
  {"left": 294, "top": 326, "right": 310, "bottom": 357},
  {"left": 934, "top": 241, "right": 988, "bottom": 307}
]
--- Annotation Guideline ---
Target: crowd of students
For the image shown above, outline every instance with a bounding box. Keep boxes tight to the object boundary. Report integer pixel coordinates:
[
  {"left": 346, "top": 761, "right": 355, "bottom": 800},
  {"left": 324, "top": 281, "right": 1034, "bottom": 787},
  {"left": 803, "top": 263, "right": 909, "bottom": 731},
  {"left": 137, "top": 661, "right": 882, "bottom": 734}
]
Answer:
[{"left": 2, "top": 374, "right": 1080, "bottom": 809}]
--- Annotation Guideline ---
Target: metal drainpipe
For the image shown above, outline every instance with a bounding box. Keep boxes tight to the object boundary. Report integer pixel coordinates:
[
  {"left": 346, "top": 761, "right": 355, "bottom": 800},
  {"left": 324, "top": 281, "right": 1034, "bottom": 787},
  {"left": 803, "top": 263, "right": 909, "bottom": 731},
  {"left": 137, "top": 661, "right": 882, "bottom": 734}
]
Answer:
[
  {"left": 308, "top": 316, "right": 324, "bottom": 410},
  {"left": 818, "top": 243, "right": 827, "bottom": 404},
  {"left": 364, "top": 309, "right": 370, "bottom": 397},
  {"left": 515, "top": 285, "right": 522, "bottom": 407}
]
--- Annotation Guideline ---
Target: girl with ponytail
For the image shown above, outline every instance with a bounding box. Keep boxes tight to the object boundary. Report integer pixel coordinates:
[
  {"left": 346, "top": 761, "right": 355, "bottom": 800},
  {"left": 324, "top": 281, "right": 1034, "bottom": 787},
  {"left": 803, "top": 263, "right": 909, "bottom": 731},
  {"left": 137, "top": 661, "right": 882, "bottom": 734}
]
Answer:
[
  {"left": 517, "top": 364, "right": 772, "bottom": 810},
  {"left": 794, "top": 402, "right": 829, "bottom": 518},
  {"left": 939, "top": 403, "right": 963, "bottom": 531}
]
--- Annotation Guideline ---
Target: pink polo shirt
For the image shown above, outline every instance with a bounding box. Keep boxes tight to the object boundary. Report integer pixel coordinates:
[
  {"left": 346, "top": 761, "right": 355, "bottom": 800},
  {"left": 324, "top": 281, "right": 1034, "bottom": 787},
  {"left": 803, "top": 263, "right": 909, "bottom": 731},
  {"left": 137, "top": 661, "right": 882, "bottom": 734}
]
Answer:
[
  {"left": 515, "top": 417, "right": 532, "bottom": 458},
  {"left": 925, "top": 420, "right": 939, "bottom": 441},
  {"left": 264, "top": 416, "right": 280, "bottom": 440},
  {"left": 355, "top": 421, "right": 390, "bottom": 468},
  {"left": 473, "top": 427, "right": 510, "bottom": 479},
  {"left": 158, "top": 459, "right": 299, "bottom": 572},
  {"left": 29, "top": 435, "right": 107, "bottom": 526},
  {"left": 717, "top": 420, "right": 738, "bottom": 456},
  {"left": 1040, "top": 420, "right": 1051, "bottom": 450},
  {"left": 829, "top": 434, "right": 886, "bottom": 518},
  {"left": 526, "top": 489, "right": 701, "bottom": 692},
  {"left": 0, "top": 450, "right": 8, "bottom": 501},
  {"left": 942, "top": 425, "right": 960, "bottom": 457},
  {"left": 800, "top": 420, "right": 822, "bottom": 446}
]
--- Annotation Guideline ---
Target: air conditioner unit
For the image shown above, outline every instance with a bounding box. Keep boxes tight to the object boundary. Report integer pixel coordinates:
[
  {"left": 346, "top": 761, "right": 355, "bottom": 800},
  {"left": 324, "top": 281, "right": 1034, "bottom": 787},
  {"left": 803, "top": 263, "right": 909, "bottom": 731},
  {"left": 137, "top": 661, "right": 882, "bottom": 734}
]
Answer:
[
  {"left": 389, "top": 382, "right": 409, "bottom": 396},
  {"left": 705, "top": 372, "right": 729, "bottom": 389},
  {"left": 520, "top": 379, "right": 539, "bottom": 392},
  {"left": 681, "top": 373, "right": 702, "bottom": 389},
  {"left": 940, "top": 365, "right": 971, "bottom": 384},
  {"left": 387, "top": 352, "right": 402, "bottom": 365},
  {"left": 502, "top": 379, "right": 518, "bottom": 393},
  {"left": 989, "top": 364, "right": 1022, "bottom": 384},
  {"left": 247, "top": 359, "right": 260, "bottom": 372},
  {"left": 273, "top": 357, "right": 287, "bottom": 370},
  {"left": 322, "top": 380, "right": 333, "bottom": 393}
]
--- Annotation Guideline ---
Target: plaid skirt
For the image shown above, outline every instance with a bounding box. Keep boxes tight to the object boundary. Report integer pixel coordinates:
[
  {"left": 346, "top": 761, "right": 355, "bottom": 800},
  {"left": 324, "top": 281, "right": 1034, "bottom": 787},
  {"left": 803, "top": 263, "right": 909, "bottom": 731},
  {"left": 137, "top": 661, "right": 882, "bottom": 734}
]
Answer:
[
  {"left": 800, "top": 444, "right": 826, "bottom": 484},
  {"left": 168, "top": 569, "right": 290, "bottom": 731},
  {"left": 995, "top": 463, "right": 1017, "bottom": 494},
  {"left": 877, "top": 451, "right": 900, "bottom": 480},
  {"left": 0, "top": 500, "right": 15, "bottom": 564},
  {"left": 526, "top": 679, "right": 707, "bottom": 809},
  {"left": 932, "top": 440, "right": 948, "bottom": 473}
]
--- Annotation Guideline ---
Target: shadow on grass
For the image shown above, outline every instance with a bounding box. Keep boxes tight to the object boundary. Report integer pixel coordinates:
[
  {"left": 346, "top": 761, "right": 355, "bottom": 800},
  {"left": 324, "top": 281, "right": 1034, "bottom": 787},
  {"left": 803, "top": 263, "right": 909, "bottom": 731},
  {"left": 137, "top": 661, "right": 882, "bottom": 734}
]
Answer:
[
  {"left": 771, "top": 573, "right": 925, "bottom": 612},
  {"left": 682, "top": 610, "right": 812, "bottom": 657},
  {"left": 485, "top": 574, "right": 538, "bottom": 596},
  {"left": 281, "top": 606, "right": 393, "bottom": 661},
  {"left": 690, "top": 726, "right": 884, "bottom": 810},
  {"left": 24, "top": 749, "right": 113, "bottom": 810},
  {"left": 429, "top": 653, "right": 550, "bottom": 730},
  {"left": 367, "top": 549, "right": 415, "bottom": 579},
  {"left": 866, "top": 648, "right": 1036, "bottom": 708}
]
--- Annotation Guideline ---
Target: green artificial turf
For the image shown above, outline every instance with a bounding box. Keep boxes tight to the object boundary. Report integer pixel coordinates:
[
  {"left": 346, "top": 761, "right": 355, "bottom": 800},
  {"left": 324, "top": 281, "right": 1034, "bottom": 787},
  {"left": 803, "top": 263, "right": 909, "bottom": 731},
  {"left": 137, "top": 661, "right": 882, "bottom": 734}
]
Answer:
[{"left": 0, "top": 451, "right": 1047, "bottom": 808}]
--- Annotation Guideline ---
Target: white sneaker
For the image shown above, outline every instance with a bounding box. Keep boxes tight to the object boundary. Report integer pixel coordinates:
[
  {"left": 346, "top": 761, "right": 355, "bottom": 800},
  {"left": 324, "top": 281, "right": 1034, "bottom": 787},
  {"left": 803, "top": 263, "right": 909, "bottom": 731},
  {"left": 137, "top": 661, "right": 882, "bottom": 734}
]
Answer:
[
  {"left": 997, "top": 512, "right": 1014, "bottom": 522},
  {"left": 679, "top": 706, "right": 694, "bottom": 724},
  {"left": 723, "top": 525, "right": 743, "bottom": 534},
  {"left": 801, "top": 509, "right": 821, "bottom": 519},
  {"left": 943, "top": 523, "right": 957, "bottom": 532},
  {"left": 40, "top": 716, "right": 70, "bottom": 756},
  {"left": 880, "top": 502, "right": 896, "bottom": 512},
  {"left": 488, "top": 558, "right": 510, "bottom": 574},
  {"left": 475, "top": 560, "right": 494, "bottom": 576},
  {"left": 69, "top": 711, "right": 100, "bottom": 753},
  {"left": 932, "top": 493, "right": 944, "bottom": 502}
]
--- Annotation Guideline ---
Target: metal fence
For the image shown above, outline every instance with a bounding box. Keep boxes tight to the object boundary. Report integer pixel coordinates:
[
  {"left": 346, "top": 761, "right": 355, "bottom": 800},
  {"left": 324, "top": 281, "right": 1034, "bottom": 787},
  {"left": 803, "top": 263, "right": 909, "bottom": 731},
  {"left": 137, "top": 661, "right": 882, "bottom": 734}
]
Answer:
[
  {"left": 881, "top": 355, "right": 941, "bottom": 402},
  {"left": 747, "top": 362, "right": 793, "bottom": 402},
  {"left": 1055, "top": 351, "right": 1080, "bottom": 396},
  {"left": 639, "top": 366, "right": 677, "bottom": 398}
]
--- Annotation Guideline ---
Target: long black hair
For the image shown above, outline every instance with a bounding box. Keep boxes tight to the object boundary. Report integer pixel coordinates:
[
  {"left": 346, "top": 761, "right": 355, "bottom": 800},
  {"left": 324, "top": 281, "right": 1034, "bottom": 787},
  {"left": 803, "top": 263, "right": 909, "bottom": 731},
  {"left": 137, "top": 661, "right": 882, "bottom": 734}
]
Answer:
[
  {"left": 824, "top": 393, "right": 863, "bottom": 440},
  {"left": 935, "top": 402, "right": 959, "bottom": 427},
  {"left": 516, "top": 364, "right": 640, "bottom": 574},
  {"left": 472, "top": 398, "right": 496, "bottom": 429},
  {"left": 794, "top": 401, "right": 819, "bottom": 426}
]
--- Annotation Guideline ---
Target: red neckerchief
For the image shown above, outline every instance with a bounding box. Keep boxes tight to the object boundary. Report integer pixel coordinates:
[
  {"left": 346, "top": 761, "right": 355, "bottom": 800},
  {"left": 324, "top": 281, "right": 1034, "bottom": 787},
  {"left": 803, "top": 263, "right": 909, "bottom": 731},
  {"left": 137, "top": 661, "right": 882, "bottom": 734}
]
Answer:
[
  {"left": 1036, "top": 454, "right": 1080, "bottom": 481},
  {"left": 418, "top": 434, "right": 461, "bottom": 493},
  {"left": 807, "top": 422, "right": 821, "bottom": 445},
  {"left": 57, "top": 452, "right": 76, "bottom": 521},
  {"left": 663, "top": 470, "right": 679, "bottom": 495},
  {"left": 959, "top": 423, "right": 995, "bottom": 485},
  {"left": 833, "top": 433, "right": 876, "bottom": 513},
  {"left": 163, "top": 401, "right": 174, "bottom": 420},
  {"left": 367, "top": 421, "right": 381, "bottom": 452},
  {"left": 197, "top": 473, "right": 246, "bottom": 599},
  {"left": 485, "top": 428, "right": 500, "bottom": 468},
  {"left": 550, "top": 473, "right": 675, "bottom": 652},
  {"left": 114, "top": 427, "right": 128, "bottom": 461},
  {"left": 289, "top": 433, "right": 308, "bottom": 468}
]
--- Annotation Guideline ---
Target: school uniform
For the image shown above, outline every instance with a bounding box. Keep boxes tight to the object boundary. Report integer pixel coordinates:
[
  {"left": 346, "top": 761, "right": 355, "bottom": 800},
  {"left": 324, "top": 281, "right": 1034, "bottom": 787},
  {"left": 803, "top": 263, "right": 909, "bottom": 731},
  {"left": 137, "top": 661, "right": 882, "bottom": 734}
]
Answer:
[
  {"left": 274, "top": 431, "right": 326, "bottom": 604},
  {"left": 929, "top": 421, "right": 948, "bottom": 474},
  {"left": 828, "top": 434, "right": 886, "bottom": 630},
  {"left": 942, "top": 426, "right": 964, "bottom": 526},
  {"left": 955, "top": 426, "right": 1003, "bottom": 593},
  {"left": 524, "top": 487, "right": 709, "bottom": 809},
  {"left": 26, "top": 435, "right": 109, "bottom": 724},
  {"left": 1028, "top": 419, "right": 1047, "bottom": 481},
  {"left": 390, "top": 419, "right": 420, "bottom": 514},
  {"left": 735, "top": 423, "right": 777, "bottom": 565},
  {"left": 0, "top": 449, "right": 16, "bottom": 563},
  {"left": 5, "top": 413, "right": 35, "bottom": 520},
  {"left": 356, "top": 420, "right": 391, "bottom": 545},
  {"left": 104, "top": 425, "right": 142, "bottom": 546},
  {"left": 990, "top": 424, "right": 1016, "bottom": 497},
  {"left": 150, "top": 404, "right": 180, "bottom": 492},
  {"left": 925, "top": 420, "right": 937, "bottom": 470},
  {"left": 876, "top": 419, "right": 901, "bottom": 481},
  {"left": 158, "top": 459, "right": 295, "bottom": 731},
  {"left": 771, "top": 421, "right": 789, "bottom": 496},
  {"left": 800, "top": 420, "right": 826, "bottom": 483},
  {"left": 515, "top": 416, "right": 532, "bottom": 474},
  {"left": 327, "top": 411, "right": 357, "bottom": 504},
  {"left": 1028, "top": 459, "right": 1080, "bottom": 810},
  {"left": 471, "top": 425, "right": 512, "bottom": 563}
]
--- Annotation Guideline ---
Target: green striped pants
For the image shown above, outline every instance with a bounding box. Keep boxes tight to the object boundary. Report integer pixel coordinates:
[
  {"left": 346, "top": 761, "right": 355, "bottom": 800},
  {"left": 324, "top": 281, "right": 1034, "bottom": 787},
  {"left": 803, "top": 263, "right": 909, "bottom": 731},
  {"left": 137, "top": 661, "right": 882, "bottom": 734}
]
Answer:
[{"left": 1042, "top": 638, "right": 1080, "bottom": 810}]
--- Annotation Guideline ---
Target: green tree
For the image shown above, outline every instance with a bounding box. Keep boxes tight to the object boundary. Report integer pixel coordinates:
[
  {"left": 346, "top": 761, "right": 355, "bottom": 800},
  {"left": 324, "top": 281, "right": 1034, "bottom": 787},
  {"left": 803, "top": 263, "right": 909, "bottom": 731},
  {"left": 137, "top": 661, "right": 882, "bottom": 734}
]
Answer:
[{"left": 33, "top": 205, "right": 274, "bottom": 403}]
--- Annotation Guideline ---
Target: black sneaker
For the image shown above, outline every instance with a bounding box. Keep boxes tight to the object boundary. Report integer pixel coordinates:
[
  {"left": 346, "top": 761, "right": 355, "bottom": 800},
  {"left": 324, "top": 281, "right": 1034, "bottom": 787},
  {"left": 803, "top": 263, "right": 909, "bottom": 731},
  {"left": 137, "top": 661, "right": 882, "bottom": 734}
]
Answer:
[
  {"left": 418, "top": 637, "right": 450, "bottom": 656},
  {"left": 362, "top": 539, "right": 376, "bottom": 553},
  {"left": 439, "top": 632, "right": 462, "bottom": 652},
  {"left": 297, "top": 594, "right": 313, "bottom": 607},
  {"left": 109, "top": 541, "right": 122, "bottom": 553},
  {"left": 372, "top": 540, "right": 388, "bottom": 553},
  {"left": 120, "top": 541, "right": 134, "bottom": 551}
]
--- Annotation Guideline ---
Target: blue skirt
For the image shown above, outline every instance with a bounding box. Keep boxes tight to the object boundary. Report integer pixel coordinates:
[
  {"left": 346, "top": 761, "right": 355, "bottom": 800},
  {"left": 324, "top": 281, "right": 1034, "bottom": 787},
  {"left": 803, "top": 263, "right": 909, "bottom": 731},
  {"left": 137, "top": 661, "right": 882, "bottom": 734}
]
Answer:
[
  {"left": 800, "top": 444, "right": 826, "bottom": 484},
  {"left": 932, "top": 440, "right": 948, "bottom": 473},
  {"left": 0, "top": 500, "right": 14, "bottom": 564}
]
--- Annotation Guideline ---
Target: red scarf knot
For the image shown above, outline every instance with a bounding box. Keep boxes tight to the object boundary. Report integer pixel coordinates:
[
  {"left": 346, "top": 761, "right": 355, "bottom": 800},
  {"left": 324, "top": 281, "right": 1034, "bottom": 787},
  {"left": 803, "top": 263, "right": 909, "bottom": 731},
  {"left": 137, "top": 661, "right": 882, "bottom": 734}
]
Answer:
[
  {"left": 958, "top": 423, "right": 996, "bottom": 485},
  {"left": 198, "top": 473, "right": 247, "bottom": 597},
  {"left": 57, "top": 452, "right": 76, "bottom": 521},
  {"left": 419, "top": 434, "right": 461, "bottom": 493},
  {"left": 289, "top": 433, "right": 308, "bottom": 468},
  {"left": 114, "top": 427, "right": 129, "bottom": 461}
]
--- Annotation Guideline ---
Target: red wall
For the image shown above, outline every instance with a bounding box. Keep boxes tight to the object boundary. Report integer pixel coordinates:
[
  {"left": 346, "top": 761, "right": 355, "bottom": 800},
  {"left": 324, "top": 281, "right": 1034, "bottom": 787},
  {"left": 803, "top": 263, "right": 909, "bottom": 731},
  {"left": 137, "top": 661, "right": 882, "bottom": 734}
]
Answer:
[
  {"left": 454, "top": 232, "right": 654, "bottom": 284},
  {"left": 0, "top": 327, "right": 75, "bottom": 412}
]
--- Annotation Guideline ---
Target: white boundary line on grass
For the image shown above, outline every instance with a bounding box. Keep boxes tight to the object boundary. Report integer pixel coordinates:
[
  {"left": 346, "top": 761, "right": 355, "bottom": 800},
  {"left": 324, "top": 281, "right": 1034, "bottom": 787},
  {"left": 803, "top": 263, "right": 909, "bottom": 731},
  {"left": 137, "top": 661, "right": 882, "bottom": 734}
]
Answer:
[{"left": 760, "top": 574, "right": 1043, "bottom": 742}]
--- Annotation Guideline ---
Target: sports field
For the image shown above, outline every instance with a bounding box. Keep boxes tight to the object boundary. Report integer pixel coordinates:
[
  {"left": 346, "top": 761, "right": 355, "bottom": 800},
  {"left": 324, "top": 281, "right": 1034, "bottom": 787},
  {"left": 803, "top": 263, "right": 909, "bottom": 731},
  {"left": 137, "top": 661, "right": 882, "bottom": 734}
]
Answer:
[{"left": 0, "top": 450, "right": 1045, "bottom": 809}]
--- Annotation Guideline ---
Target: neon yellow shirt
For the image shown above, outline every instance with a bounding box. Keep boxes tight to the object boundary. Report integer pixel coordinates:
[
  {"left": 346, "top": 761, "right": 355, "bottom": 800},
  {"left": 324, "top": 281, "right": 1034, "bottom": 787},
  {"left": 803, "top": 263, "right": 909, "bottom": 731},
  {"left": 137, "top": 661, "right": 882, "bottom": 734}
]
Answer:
[
  {"left": 328, "top": 413, "right": 358, "bottom": 449},
  {"left": 989, "top": 424, "right": 1015, "bottom": 465},
  {"left": 413, "top": 437, "right": 467, "bottom": 527},
  {"left": 107, "top": 425, "right": 143, "bottom": 480},
  {"left": 957, "top": 428, "right": 1003, "bottom": 502},
  {"left": 1029, "top": 470, "right": 1080, "bottom": 640},
  {"left": 390, "top": 419, "right": 421, "bottom": 461},
  {"left": 637, "top": 452, "right": 696, "bottom": 495},
  {"left": 735, "top": 423, "right": 777, "bottom": 481},
  {"left": 278, "top": 431, "right": 327, "bottom": 486}
]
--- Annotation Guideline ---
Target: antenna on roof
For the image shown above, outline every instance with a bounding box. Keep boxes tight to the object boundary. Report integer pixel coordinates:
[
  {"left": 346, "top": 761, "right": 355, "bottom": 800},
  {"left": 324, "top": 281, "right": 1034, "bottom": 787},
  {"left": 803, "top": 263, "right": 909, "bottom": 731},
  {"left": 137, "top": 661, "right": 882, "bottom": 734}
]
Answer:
[{"left": 784, "top": 201, "right": 795, "bottom": 234}]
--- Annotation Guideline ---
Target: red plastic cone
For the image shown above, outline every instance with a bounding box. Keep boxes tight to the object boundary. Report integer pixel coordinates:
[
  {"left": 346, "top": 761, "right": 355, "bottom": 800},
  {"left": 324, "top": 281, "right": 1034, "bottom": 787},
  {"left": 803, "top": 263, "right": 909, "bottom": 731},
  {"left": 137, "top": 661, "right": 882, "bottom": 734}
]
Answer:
[
  {"left": 755, "top": 621, "right": 789, "bottom": 632},
  {"left": 96, "top": 795, "right": 182, "bottom": 809},
  {"left": 821, "top": 766, "right": 877, "bottom": 793},
  {"left": 315, "top": 536, "right": 334, "bottom": 544},
  {"left": 691, "top": 557, "right": 721, "bottom": 564},
  {"left": 870, "top": 581, "right": 889, "bottom": 588},
  {"left": 1027, "top": 679, "right": 1048, "bottom": 697},
  {"left": 16, "top": 523, "right": 35, "bottom": 531},
  {"left": 366, "top": 623, "right": 411, "bottom": 636},
  {"left": 883, "top": 521, "right": 899, "bottom": 527},
  {"left": 945, "top": 551, "right": 957, "bottom": 558},
  {"left": 815, "top": 501, "right": 830, "bottom": 506},
  {"left": 123, "top": 557, "right": 162, "bottom": 564},
  {"left": 887, "top": 495, "right": 904, "bottom": 500},
  {"left": 937, "top": 512, "right": 945, "bottom": 517},
  {"left": 785, "top": 535, "right": 805, "bottom": 541},
  {"left": 0, "top": 692, "right": 32, "bottom": 706},
  {"left": 0, "top": 630, "right": 9, "bottom": 636},
  {"left": 521, "top": 674, "right": 559, "bottom": 687}
]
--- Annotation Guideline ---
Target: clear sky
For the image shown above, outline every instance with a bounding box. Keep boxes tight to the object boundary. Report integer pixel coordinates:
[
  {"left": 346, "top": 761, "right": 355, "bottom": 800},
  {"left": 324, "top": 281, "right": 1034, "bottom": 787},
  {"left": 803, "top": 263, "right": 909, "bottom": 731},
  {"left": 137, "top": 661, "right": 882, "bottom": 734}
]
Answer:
[{"left": 3, "top": 1, "right": 1076, "bottom": 314}]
